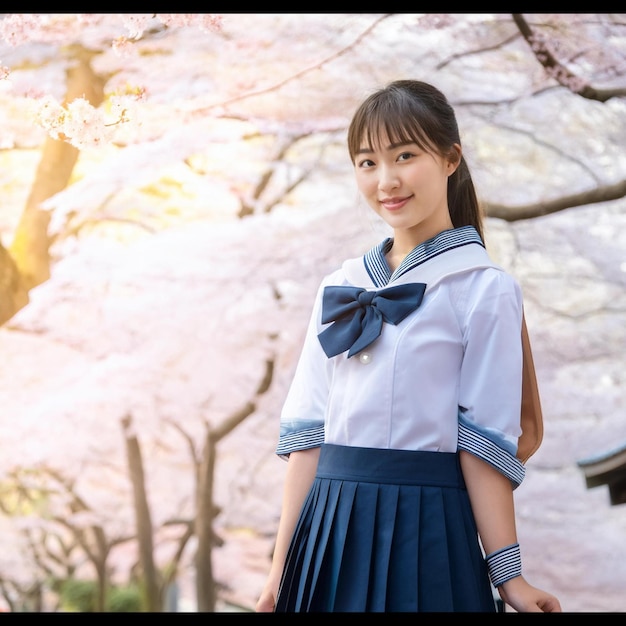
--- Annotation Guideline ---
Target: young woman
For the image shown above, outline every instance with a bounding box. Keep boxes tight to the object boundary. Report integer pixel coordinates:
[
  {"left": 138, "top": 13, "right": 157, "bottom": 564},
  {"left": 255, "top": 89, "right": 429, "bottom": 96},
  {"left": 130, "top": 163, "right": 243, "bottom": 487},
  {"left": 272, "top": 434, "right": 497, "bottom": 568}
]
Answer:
[{"left": 256, "top": 80, "right": 561, "bottom": 613}]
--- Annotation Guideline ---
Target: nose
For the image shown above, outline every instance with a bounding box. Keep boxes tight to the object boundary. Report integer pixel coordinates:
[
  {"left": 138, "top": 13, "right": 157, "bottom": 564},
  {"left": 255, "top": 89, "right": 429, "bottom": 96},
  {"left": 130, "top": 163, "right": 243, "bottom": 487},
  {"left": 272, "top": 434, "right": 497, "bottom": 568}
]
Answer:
[{"left": 377, "top": 164, "right": 400, "bottom": 193}]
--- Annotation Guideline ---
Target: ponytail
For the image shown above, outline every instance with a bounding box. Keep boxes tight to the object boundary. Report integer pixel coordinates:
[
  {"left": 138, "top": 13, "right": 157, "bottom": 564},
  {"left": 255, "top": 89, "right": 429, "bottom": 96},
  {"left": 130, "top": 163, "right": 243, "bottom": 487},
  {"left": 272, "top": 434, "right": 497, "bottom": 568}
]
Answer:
[{"left": 448, "top": 156, "right": 484, "bottom": 243}]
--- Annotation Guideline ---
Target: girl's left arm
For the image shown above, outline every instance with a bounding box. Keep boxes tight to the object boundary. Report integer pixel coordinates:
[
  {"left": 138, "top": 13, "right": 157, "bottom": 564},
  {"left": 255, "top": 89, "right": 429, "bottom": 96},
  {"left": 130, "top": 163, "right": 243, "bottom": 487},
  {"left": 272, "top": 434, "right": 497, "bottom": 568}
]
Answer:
[{"left": 459, "top": 450, "right": 562, "bottom": 613}]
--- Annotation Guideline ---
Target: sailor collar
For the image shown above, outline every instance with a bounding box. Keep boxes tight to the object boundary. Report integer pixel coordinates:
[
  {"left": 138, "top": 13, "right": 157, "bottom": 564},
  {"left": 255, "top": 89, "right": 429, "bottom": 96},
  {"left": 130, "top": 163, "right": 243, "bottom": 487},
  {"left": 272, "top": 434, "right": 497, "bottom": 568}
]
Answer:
[{"left": 361, "top": 225, "right": 485, "bottom": 288}]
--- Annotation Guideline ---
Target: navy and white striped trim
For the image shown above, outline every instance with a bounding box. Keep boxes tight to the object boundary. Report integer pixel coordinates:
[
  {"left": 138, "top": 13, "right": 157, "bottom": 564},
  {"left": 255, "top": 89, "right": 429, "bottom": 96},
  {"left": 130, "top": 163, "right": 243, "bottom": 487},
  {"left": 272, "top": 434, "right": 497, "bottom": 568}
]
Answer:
[
  {"left": 364, "top": 225, "right": 484, "bottom": 288},
  {"left": 364, "top": 238, "right": 393, "bottom": 287},
  {"left": 486, "top": 543, "right": 522, "bottom": 588},
  {"left": 276, "top": 425, "right": 325, "bottom": 459},
  {"left": 458, "top": 422, "right": 526, "bottom": 488}
]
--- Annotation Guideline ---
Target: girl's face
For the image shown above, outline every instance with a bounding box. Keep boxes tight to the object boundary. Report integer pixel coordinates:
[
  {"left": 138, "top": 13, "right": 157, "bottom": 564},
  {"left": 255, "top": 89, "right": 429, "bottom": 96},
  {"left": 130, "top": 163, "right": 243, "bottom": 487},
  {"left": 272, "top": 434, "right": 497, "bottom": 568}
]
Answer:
[{"left": 354, "top": 130, "right": 460, "bottom": 246}]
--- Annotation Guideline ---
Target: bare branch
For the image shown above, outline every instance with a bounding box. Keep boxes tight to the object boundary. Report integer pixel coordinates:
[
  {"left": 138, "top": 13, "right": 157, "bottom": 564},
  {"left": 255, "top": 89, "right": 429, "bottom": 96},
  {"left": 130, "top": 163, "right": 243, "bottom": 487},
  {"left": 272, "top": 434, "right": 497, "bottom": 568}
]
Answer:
[
  {"left": 474, "top": 115, "right": 601, "bottom": 182},
  {"left": 239, "top": 130, "right": 337, "bottom": 218},
  {"left": 512, "top": 13, "right": 626, "bottom": 102},
  {"left": 212, "top": 357, "right": 275, "bottom": 442},
  {"left": 195, "top": 14, "right": 394, "bottom": 114},
  {"left": 164, "top": 417, "right": 200, "bottom": 466},
  {"left": 437, "top": 31, "right": 520, "bottom": 70},
  {"left": 211, "top": 401, "right": 255, "bottom": 443},
  {"left": 255, "top": 358, "right": 274, "bottom": 395},
  {"left": 483, "top": 178, "right": 626, "bottom": 221}
]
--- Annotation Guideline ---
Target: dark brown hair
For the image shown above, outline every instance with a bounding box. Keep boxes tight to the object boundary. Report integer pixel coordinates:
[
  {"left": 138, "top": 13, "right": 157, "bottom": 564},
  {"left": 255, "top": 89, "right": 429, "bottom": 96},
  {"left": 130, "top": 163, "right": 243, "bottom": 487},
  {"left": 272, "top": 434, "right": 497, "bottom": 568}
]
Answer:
[{"left": 347, "top": 80, "right": 484, "bottom": 241}]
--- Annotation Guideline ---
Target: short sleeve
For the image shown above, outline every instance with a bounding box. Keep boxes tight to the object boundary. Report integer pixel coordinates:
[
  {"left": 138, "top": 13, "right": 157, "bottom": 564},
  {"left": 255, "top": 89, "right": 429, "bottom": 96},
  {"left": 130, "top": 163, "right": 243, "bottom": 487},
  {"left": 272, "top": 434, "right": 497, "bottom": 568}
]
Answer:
[
  {"left": 275, "top": 279, "right": 333, "bottom": 459},
  {"left": 456, "top": 269, "right": 526, "bottom": 488}
]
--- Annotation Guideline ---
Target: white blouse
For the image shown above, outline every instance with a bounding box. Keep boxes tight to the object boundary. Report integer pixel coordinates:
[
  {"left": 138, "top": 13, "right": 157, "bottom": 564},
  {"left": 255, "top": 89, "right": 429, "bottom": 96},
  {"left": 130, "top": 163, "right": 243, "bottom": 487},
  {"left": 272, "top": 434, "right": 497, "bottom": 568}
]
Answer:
[{"left": 277, "top": 226, "right": 526, "bottom": 488}]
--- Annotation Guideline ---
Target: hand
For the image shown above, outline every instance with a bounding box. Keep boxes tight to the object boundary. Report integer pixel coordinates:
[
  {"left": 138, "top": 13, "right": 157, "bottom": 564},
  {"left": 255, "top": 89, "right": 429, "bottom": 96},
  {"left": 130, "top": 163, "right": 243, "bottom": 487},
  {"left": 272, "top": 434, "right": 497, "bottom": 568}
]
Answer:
[
  {"left": 255, "top": 578, "right": 280, "bottom": 612},
  {"left": 498, "top": 575, "right": 562, "bottom": 612}
]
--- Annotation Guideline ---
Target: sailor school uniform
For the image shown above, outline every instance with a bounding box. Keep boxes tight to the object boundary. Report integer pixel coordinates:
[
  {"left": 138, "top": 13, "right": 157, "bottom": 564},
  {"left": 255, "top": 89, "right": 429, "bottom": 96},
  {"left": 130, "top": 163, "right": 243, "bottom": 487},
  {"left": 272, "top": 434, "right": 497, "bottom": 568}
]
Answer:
[{"left": 274, "top": 225, "right": 526, "bottom": 612}]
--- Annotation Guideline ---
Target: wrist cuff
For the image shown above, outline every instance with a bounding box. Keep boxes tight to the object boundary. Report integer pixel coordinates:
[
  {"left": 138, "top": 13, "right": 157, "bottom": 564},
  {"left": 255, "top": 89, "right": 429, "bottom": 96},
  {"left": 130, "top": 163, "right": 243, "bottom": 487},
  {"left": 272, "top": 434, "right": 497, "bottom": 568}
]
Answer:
[{"left": 486, "top": 543, "right": 522, "bottom": 587}]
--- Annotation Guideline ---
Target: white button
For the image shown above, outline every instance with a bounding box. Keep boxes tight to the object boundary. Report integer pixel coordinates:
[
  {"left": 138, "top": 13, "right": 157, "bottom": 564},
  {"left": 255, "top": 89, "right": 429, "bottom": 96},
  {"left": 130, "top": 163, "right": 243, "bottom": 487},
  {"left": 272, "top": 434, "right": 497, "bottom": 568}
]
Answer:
[{"left": 359, "top": 352, "right": 372, "bottom": 365}]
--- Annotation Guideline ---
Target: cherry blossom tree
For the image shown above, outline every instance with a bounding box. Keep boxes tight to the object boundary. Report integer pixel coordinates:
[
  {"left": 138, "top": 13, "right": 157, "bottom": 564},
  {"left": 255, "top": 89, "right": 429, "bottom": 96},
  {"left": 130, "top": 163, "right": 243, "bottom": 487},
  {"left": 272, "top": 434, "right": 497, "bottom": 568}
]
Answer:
[
  {"left": 0, "top": 13, "right": 624, "bottom": 612},
  {"left": 1, "top": 13, "right": 624, "bottom": 321}
]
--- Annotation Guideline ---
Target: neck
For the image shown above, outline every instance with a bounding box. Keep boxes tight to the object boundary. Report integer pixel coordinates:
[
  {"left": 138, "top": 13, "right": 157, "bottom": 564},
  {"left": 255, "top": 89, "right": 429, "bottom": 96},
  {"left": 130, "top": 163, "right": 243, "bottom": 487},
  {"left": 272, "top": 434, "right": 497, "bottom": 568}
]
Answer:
[{"left": 392, "top": 222, "right": 453, "bottom": 252}]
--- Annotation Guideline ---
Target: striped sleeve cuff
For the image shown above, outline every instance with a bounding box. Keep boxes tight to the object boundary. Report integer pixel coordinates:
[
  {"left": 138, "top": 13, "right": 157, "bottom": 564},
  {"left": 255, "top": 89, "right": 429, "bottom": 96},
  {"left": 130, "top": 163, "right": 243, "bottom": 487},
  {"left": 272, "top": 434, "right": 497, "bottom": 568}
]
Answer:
[
  {"left": 486, "top": 543, "right": 522, "bottom": 587},
  {"left": 276, "top": 424, "right": 325, "bottom": 459},
  {"left": 458, "top": 422, "right": 526, "bottom": 489}
]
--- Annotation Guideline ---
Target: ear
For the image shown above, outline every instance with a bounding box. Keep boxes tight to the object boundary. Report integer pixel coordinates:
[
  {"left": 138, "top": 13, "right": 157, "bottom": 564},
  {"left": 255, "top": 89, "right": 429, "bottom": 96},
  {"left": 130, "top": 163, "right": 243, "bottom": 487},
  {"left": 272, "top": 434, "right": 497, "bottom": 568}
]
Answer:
[{"left": 446, "top": 143, "right": 462, "bottom": 176}]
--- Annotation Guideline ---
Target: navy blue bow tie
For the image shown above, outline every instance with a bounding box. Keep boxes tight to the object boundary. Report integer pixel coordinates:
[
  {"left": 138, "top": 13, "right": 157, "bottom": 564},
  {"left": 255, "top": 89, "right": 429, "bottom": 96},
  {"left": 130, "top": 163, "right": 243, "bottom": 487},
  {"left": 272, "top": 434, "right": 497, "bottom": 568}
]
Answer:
[{"left": 317, "top": 283, "right": 427, "bottom": 358}]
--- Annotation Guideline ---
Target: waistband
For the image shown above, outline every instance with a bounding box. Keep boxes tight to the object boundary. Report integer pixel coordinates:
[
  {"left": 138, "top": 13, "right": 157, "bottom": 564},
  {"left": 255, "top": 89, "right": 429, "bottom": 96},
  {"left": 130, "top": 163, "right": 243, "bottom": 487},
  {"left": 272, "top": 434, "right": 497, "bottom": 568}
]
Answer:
[{"left": 316, "top": 443, "right": 466, "bottom": 488}]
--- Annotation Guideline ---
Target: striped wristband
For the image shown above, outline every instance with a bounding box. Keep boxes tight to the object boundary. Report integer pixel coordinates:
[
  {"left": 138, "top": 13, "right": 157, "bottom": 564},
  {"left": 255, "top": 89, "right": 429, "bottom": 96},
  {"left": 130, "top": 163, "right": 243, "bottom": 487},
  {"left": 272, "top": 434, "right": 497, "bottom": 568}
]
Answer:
[{"left": 486, "top": 543, "right": 522, "bottom": 588}]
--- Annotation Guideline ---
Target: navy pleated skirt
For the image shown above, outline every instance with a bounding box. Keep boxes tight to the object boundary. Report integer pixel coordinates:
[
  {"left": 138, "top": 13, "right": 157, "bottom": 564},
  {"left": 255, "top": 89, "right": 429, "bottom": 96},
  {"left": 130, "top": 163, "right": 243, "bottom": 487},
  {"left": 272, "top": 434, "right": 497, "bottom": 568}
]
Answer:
[{"left": 275, "top": 443, "right": 497, "bottom": 612}]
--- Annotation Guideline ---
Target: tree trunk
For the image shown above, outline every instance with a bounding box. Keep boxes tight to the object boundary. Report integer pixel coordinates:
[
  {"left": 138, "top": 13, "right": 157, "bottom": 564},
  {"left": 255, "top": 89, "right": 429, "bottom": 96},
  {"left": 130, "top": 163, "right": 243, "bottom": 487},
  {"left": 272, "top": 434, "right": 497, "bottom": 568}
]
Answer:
[
  {"left": 8, "top": 45, "right": 106, "bottom": 295},
  {"left": 195, "top": 428, "right": 217, "bottom": 613},
  {"left": 92, "top": 551, "right": 108, "bottom": 613},
  {"left": 193, "top": 360, "right": 274, "bottom": 611},
  {"left": 195, "top": 430, "right": 217, "bottom": 612},
  {"left": 122, "top": 415, "right": 161, "bottom": 612},
  {"left": 0, "top": 242, "right": 28, "bottom": 326}
]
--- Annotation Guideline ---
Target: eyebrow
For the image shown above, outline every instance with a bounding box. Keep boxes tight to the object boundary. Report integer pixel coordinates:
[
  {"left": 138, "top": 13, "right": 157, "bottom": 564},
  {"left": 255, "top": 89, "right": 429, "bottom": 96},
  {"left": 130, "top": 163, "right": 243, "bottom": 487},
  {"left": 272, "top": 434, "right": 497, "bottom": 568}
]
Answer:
[{"left": 355, "top": 141, "right": 416, "bottom": 155}]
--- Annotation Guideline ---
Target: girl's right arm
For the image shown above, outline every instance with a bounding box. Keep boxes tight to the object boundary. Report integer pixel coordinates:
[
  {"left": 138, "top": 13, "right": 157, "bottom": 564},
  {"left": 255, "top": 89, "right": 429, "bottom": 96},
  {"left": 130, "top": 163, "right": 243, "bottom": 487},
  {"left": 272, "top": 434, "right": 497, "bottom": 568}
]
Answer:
[{"left": 255, "top": 446, "right": 321, "bottom": 612}]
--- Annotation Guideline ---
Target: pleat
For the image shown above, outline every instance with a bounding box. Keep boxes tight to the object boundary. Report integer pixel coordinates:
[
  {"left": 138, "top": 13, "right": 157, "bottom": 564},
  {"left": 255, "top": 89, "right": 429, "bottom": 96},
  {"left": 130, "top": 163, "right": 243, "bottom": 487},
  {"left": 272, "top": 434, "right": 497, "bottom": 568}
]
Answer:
[
  {"left": 441, "top": 485, "right": 495, "bottom": 610},
  {"left": 274, "top": 444, "right": 497, "bottom": 613},
  {"left": 417, "top": 486, "right": 454, "bottom": 610},
  {"left": 275, "top": 483, "right": 321, "bottom": 610},
  {"left": 367, "top": 483, "right": 399, "bottom": 611},
  {"left": 331, "top": 480, "right": 377, "bottom": 610},
  {"left": 385, "top": 484, "right": 420, "bottom": 611},
  {"left": 309, "top": 479, "right": 356, "bottom": 610},
  {"left": 296, "top": 477, "right": 332, "bottom": 608}
]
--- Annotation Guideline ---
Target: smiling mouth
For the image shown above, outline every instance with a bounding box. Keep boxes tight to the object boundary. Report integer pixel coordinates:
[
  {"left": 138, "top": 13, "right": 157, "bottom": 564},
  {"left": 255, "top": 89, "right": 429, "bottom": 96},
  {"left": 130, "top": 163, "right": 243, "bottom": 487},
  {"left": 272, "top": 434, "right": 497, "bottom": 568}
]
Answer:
[{"left": 380, "top": 196, "right": 411, "bottom": 210}]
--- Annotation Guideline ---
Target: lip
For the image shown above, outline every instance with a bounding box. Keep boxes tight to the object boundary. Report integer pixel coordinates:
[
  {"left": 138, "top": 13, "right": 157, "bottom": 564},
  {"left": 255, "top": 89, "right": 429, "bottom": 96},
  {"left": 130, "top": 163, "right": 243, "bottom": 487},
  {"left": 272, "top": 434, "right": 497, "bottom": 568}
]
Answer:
[{"left": 380, "top": 196, "right": 411, "bottom": 211}]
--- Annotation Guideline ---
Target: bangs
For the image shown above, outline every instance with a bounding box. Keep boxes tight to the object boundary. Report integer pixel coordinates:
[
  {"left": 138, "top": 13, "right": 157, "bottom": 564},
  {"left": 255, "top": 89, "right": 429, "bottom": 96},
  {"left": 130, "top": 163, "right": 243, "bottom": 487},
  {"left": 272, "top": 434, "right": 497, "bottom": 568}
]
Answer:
[{"left": 348, "top": 94, "right": 437, "bottom": 162}]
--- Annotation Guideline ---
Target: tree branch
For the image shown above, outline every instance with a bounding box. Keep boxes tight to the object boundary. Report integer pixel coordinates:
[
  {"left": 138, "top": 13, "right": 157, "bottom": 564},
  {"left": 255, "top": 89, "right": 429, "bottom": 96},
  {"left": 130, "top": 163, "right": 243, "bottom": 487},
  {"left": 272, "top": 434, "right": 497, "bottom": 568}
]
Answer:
[
  {"left": 195, "top": 14, "right": 394, "bottom": 114},
  {"left": 512, "top": 13, "right": 626, "bottom": 102},
  {"left": 212, "top": 357, "right": 275, "bottom": 442},
  {"left": 483, "top": 178, "right": 626, "bottom": 221},
  {"left": 436, "top": 31, "right": 520, "bottom": 70}
]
